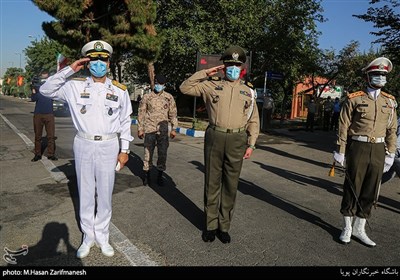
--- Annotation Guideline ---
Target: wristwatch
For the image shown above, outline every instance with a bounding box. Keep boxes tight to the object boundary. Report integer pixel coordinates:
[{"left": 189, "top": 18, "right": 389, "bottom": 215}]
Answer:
[
  {"left": 248, "top": 145, "right": 256, "bottom": 150},
  {"left": 121, "top": 149, "right": 130, "bottom": 155}
]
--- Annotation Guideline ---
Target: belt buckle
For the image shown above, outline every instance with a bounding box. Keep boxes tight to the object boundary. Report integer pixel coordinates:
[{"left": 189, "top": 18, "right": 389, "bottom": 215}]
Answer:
[
  {"left": 227, "top": 129, "right": 233, "bottom": 133},
  {"left": 370, "top": 137, "right": 376, "bottom": 143},
  {"left": 94, "top": 135, "right": 102, "bottom": 141}
]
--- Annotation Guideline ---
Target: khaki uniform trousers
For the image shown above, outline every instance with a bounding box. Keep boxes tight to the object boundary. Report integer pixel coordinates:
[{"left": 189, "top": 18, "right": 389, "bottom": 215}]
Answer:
[
  {"left": 204, "top": 126, "right": 247, "bottom": 232},
  {"left": 341, "top": 140, "right": 385, "bottom": 218}
]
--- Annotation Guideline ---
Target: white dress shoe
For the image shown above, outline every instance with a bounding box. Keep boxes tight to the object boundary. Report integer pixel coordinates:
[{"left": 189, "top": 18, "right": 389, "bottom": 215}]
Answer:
[
  {"left": 100, "top": 243, "right": 114, "bottom": 257},
  {"left": 76, "top": 242, "right": 94, "bottom": 259}
]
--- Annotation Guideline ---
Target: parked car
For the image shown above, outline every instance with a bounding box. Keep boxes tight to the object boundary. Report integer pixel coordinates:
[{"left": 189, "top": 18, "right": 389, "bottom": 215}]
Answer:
[{"left": 53, "top": 100, "right": 70, "bottom": 116}]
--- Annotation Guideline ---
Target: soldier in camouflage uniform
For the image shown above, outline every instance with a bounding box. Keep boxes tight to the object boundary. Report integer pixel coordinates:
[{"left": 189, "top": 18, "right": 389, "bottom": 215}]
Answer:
[
  {"left": 333, "top": 57, "right": 397, "bottom": 247},
  {"left": 138, "top": 74, "right": 178, "bottom": 186},
  {"left": 180, "top": 46, "right": 260, "bottom": 244}
]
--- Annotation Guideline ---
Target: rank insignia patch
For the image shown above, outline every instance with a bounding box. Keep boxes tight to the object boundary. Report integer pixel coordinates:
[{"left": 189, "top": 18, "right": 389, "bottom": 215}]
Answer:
[
  {"left": 80, "top": 92, "right": 90, "bottom": 99},
  {"left": 106, "top": 93, "right": 118, "bottom": 102},
  {"left": 240, "top": 91, "right": 251, "bottom": 98}
]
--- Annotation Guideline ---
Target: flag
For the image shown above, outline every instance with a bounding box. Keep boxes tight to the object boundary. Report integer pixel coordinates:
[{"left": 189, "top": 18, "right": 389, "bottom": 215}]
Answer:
[{"left": 56, "top": 53, "right": 68, "bottom": 72}]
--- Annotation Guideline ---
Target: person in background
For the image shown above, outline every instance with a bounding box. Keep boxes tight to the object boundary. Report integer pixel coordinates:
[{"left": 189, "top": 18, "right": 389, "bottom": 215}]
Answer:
[
  {"left": 333, "top": 57, "right": 397, "bottom": 247},
  {"left": 330, "top": 97, "right": 341, "bottom": 131},
  {"left": 137, "top": 74, "right": 178, "bottom": 186},
  {"left": 40, "top": 40, "right": 133, "bottom": 258},
  {"left": 180, "top": 46, "right": 259, "bottom": 244},
  {"left": 322, "top": 96, "right": 333, "bottom": 131},
  {"left": 31, "top": 70, "right": 57, "bottom": 162},
  {"left": 305, "top": 97, "right": 316, "bottom": 132},
  {"left": 262, "top": 92, "right": 275, "bottom": 132}
]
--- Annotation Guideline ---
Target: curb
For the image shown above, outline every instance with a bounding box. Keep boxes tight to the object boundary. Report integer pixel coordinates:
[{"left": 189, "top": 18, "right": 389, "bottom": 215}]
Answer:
[{"left": 131, "top": 119, "right": 205, "bottom": 138}]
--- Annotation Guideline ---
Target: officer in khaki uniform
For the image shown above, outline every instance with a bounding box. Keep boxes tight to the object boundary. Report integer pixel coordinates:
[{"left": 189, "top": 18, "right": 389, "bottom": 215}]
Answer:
[
  {"left": 333, "top": 57, "right": 397, "bottom": 247},
  {"left": 180, "top": 46, "right": 260, "bottom": 243},
  {"left": 138, "top": 74, "right": 178, "bottom": 186}
]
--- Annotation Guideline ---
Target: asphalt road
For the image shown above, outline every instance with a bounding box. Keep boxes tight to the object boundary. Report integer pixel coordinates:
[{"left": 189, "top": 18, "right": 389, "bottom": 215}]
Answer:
[{"left": 0, "top": 95, "right": 399, "bottom": 276}]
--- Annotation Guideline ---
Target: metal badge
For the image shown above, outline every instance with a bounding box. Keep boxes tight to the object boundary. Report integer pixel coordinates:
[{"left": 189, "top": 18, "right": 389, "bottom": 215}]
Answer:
[
  {"left": 80, "top": 105, "right": 86, "bottom": 114},
  {"left": 215, "top": 85, "right": 223, "bottom": 90},
  {"left": 212, "top": 95, "right": 220, "bottom": 103},
  {"left": 108, "top": 107, "right": 113, "bottom": 115},
  {"left": 164, "top": 104, "right": 168, "bottom": 109}
]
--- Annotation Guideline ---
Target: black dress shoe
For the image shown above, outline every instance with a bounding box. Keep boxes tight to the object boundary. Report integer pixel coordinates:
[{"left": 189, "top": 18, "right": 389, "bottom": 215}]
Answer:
[
  {"left": 31, "top": 155, "right": 42, "bottom": 162},
  {"left": 157, "top": 170, "right": 164, "bottom": 186},
  {"left": 47, "top": 156, "right": 58, "bottom": 161},
  {"left": 201, "top": 230, "right": 216, "bottom": 242},
  {"left": 217, "top": 230, "right": 231, "bottom": 244},
  {"left": 143, "top": 171, "right": 150, "bottom": 186}
]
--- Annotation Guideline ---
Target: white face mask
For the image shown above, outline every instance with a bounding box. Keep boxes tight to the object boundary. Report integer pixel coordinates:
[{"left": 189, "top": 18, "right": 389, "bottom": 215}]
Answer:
[{"left": 370, "top": 75, "right": 387, "bottom": 88}]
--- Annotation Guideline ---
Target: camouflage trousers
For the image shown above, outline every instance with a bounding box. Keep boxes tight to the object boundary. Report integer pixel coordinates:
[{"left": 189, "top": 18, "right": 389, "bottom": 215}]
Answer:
[{"left": 143, "top": 132, "right": 169, "bottom": 171}]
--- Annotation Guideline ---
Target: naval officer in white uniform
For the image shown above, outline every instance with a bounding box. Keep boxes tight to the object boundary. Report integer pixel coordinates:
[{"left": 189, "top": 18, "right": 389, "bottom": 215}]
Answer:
[{"left": 40, "top": 40, "right": 133, "bottom": 258}]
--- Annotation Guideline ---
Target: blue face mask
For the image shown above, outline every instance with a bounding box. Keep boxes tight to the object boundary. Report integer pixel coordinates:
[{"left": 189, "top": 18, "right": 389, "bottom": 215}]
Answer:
[
  {"left": 154, "top": 84, "right": 165, "bottom": 93},
  {"left": 89, "top": 60, "right": 107, "bottom": 78},
  {"left": 226, "top": 66, "right": 241, "bottom": 81},
  {"left": 370, "top": 75, "right": 387, "bottom": 87}
]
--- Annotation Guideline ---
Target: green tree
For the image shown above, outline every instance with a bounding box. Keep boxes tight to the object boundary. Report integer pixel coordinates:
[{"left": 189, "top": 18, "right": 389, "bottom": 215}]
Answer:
[
  {"left": 32, "top": 0, "right": 162, "bottom": 83},
  {"left": 354, "top": 0, "right": 400, "bottom": 64},
  {"left": 255, "top": 0, "right": 324, "bottom": 121},
  {"left": 152, "top": 0, "right": 324, "bottom": 120},
  {"left": 24, "top": 37, "right": 75, "bottom": 82}
]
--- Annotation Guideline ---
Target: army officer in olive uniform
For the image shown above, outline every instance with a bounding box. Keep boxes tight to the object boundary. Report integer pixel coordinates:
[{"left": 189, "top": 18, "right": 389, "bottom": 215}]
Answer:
[
  {"left": 180, "top": 46, "right": 260, "bottom": 244},
  {"left": 334, "top": 57, "right": 397, "bottom": 247}
]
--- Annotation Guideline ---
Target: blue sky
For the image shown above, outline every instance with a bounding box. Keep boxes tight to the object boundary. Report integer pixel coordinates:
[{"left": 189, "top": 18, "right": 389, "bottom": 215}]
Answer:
[{"left": 0, "top": 0, "right": 382, "bottom": 78}]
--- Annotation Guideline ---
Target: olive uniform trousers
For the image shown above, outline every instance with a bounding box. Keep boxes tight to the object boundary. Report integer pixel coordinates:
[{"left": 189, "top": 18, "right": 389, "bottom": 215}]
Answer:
[
  {"left": 204, "top": 126, "right": 247, "bottom": 232},
  {"left": 341, "top": 140, "right": 385, "bottom": 218}
]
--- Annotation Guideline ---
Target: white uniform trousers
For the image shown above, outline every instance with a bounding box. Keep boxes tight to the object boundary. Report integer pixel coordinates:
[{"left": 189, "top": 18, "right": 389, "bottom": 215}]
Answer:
[{"left": 73, "top": 135, "right": 119, "bottom": 246}]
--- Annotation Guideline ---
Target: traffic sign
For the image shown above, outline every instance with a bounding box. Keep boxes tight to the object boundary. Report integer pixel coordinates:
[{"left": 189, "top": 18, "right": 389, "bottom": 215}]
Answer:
[{"left": 265, "top": 71, "right": 284, "bottom": 80}]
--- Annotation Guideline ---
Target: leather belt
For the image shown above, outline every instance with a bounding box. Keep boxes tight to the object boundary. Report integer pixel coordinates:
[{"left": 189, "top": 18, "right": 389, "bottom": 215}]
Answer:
[
  {"left": 351, "top": 135, "right": 385, "bottom": 143},
  {"left": 77, "top": 131, "right": 117, "bottom": 141},
  {"left": 208, "top": 125, "right": 246, "bottom": 134}
]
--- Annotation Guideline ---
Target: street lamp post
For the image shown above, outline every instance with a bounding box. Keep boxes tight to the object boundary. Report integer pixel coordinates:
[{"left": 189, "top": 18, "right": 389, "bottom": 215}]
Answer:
[{"left": 15, "top": 53, "right": 22, "bottom": 69}]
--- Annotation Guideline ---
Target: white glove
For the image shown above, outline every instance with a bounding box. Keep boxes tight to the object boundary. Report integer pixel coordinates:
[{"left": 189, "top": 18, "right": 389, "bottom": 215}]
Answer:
[
  {"left": 383, "top": 153, "right": 395, "bottom": 173},
  {"left": 333, "top": 151, "right": 345, "bottom": 167}
]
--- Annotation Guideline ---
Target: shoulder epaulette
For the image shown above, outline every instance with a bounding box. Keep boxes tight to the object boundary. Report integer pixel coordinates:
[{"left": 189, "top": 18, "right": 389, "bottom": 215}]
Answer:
[
  {"left": 208, "top": 76, "right": 222, "bottom": 81},
  {"left": 112, "top": 80, "right": 127, "bottom": 91},
  {"left": 381, "top": 91, "right": 395, "bottom": 100},
  {"left": 347, "top": 91, "right": 366, "bottom": 99},
  {"left": 70, "top": 77, "right": 87, "bottom": 81},
  {"left": 244, "top": 81, "right": 254, "bottom": 89}
]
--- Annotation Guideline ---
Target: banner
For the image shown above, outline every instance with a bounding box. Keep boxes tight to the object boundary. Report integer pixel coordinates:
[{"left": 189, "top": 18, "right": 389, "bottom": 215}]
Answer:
[{"left": 17, "top": 76, "right": 24, "bottom": 86}]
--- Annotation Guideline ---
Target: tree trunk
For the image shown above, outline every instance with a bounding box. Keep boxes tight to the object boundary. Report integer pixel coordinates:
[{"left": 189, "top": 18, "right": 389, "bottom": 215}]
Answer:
[{"left": 147, "top": 62, "right": 155, "bottom": 90}]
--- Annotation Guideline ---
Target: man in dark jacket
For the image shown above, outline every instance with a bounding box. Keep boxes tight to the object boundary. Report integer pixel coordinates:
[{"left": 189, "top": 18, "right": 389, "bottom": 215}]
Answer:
[{"left": 31, "top": 70, "right": 57, "bottom": 161}]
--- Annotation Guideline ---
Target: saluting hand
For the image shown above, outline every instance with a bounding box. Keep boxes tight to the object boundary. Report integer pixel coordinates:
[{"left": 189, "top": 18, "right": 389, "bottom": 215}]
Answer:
[
  {"left": 206, "top": 65, "right": 225, "bottom": 77},
  {"left": 70, "top": 58, "right": 90, "bottom": 73}
]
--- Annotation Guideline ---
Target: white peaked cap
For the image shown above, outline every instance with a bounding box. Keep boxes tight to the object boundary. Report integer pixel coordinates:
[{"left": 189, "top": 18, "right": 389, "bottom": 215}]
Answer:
[
  {"left": 362, "top": 57, "right": 393, "bottom": 73},
  {"left": 81, "top": 40, "right": 113, "bottom": 56}
]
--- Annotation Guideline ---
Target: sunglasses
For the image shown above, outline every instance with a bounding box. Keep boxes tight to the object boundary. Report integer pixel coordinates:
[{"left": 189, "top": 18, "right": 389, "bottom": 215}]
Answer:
[
  {"left": 225, "top": 62, "right": 242, "bottom": 67},
  {"left": 88, "top": 56, "right": 109, "bottom": 62},
  {"left": 369, "top": 71, "right": 387, "bottom": 76}
]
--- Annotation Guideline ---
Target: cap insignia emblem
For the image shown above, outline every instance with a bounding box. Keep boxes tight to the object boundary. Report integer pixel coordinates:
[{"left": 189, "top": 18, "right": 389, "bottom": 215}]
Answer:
[
  {"left": 232, "top": 52, "right": 239, "bottom": 61},
  {"left": 94, "top": 42, "right": 104, "bottom": 51},
  {"left": 378, "top": 63, "right": 385, "bottom": 70}
]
